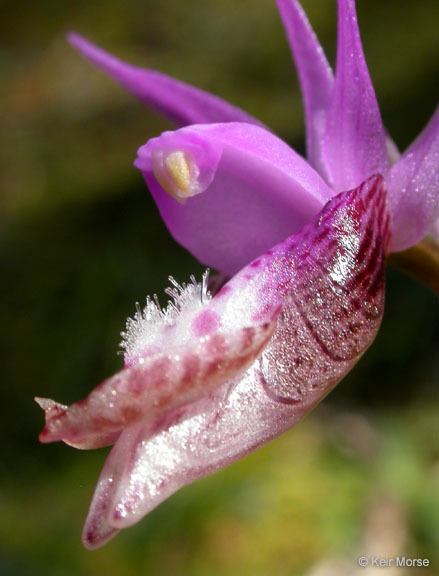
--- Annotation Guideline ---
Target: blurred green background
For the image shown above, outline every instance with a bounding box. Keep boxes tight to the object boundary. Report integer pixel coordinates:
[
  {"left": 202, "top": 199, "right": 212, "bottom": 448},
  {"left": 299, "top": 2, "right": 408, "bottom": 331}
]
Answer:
[{"left": 1, "top": 0, "right": 438, "bottom": 574}]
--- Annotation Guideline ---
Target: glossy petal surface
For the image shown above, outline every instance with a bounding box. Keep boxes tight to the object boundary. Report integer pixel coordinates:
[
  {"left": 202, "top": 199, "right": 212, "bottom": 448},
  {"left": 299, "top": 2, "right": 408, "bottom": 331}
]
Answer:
[
  {"left": 68, "top": 32, "right": 262, "bottom": 127},
  {"left": 275, "top": 0, "right": 333, "bottom": 178},
  {"left": 35, "top": 398, "right": 121, "bottom": 449},
  {"left": 388, "top": 108, "right": 439, "bottom": 251},
  {"left": 38, "top": 317, "right": 277, "bottom": 447},
  {"left": 135, "top": 122, "right": 333, "bottom": 275},
  {"left": 83, "top": 175, "right": 390, "bottom": 548},
  {"left": 322, "top": 0, "right": 388, "bottom": 192}
]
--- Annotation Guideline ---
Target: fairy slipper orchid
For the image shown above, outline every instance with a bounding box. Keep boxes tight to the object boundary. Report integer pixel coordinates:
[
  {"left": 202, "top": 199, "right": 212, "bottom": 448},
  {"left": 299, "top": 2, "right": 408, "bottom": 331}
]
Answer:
[
  {"left": 37, "top": 175, "right": 390, "bottom": 548},
  {"left": 37, "top": 0, "right": 437, "bottom": 550},
  {"left": 68, "top": 0, "right": 438, "bottom": 275}
]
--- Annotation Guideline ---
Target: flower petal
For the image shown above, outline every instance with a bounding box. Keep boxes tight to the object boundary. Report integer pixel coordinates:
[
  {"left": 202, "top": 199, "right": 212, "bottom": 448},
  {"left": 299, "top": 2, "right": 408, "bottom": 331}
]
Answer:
[
  {"left": 67, "top": 32, "right": 262, "bottom": 127},
  {"left": 322, "top": 0, "right": 388, "bottom": 192},
  {"left": 387, "top": 108, "right": 439, "bottom": 251},
  {"left": 81, "top": 430, "right": 132, "bottom": 549},
  {"left": 35, "top": 398, "right": 120, "bottom": 449},
  {"left": 85, "top": 176, "right": 389, "bottom": 539},
  {"left": 135, "top": 122, "right": 333, "bottom": 275},
  {"left": 38, "top": 317, "right": 277, "bottom": 447},
  {"left": 275, "top": 0, "right": 334, "bottom": 178}
]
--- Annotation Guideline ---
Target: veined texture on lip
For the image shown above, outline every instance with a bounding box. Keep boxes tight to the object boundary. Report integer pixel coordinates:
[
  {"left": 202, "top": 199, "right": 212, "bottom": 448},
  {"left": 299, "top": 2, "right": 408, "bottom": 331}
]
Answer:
[{"left": 38, "top": 174, "right": 390, "bottom": 549}]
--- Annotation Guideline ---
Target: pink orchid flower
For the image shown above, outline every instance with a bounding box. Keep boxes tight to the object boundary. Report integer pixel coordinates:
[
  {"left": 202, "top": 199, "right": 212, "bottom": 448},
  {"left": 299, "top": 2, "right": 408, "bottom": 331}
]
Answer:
[{"left": 37, "top": 0, "right": 437, "bottom": 549}]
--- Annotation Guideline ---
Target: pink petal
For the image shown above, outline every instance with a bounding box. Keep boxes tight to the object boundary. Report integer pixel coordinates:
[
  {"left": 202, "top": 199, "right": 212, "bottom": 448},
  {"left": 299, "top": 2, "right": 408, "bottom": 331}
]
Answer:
[
  {"left": 322, "top": 0, "right": 388, "bottom": 192},
  {"left": 67, "top": 32, "right": 262, "bottom": 127},
  {"left": 38, "top": 318, "right": 277, "bottom": 447},
  {"left": 387, "top": 108, "right": 439, "bottom": 251},
  {"left": 135, "top": 122, "right": 333, "bottom": 275},
  {"left": 86, "top": 176, "right": 389, "bottom": 540},
  {"left": 275, "top": 0, "right": 334, "bottom": 179},
  {"left": 34, "top": 398, "right": 120, "bottom": 449},
  {"left": 81, "top": 429, "right": 134, "bottom": 549}
]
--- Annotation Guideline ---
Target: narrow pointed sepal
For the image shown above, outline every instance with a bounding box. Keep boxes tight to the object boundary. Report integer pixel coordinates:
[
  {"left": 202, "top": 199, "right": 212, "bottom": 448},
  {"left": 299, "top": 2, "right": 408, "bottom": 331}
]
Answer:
[
  {"left": 387, "top": 107, "right": 439, "bottom": 251},
  {"left": 275, "top": 0, "right": 334, "bottom": 178},
  {"left": 84, "top": 175, "right": 389, "bottom": 543},
  {"left": 67, "top": 32, "right": 262, "bottom": 127},
  {"left": 322, "top": 0, "right": 388, "bottom": 192}
]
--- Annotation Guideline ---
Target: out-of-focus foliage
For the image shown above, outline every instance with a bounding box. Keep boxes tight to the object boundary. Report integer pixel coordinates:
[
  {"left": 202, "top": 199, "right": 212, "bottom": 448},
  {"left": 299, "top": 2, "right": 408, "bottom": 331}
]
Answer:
[{"left": 0, "top": 1, "right": 438, "bottom": 574}]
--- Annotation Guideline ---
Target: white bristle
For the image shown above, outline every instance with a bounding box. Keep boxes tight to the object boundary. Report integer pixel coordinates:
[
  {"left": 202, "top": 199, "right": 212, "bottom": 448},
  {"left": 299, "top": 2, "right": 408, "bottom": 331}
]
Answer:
[{"left": 120, "top": 270, "right": 211, "bottom": 361}]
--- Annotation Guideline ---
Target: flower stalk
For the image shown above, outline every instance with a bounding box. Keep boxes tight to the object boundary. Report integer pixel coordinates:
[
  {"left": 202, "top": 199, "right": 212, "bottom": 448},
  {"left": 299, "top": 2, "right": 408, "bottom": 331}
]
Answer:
[{"left": 388, "top": 238, "right": 439, "bottom": 295}]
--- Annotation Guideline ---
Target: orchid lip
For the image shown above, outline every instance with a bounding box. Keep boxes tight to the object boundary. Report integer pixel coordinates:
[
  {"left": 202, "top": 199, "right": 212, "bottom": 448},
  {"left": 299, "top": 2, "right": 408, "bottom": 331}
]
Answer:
[{"left": 78, "top": 175, "right": 389, "bottom": 546}]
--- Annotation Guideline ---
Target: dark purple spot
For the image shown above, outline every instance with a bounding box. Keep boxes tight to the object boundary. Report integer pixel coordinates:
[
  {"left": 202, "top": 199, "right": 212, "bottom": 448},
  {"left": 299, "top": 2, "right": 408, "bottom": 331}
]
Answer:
[{"left": 357, "top": 229, "right": 374, "bottom": 262}]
